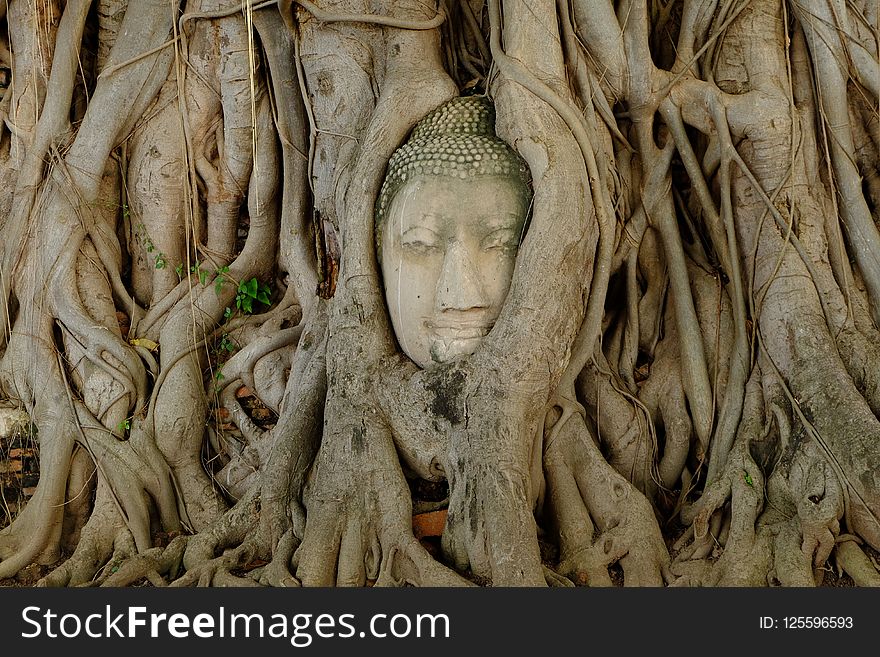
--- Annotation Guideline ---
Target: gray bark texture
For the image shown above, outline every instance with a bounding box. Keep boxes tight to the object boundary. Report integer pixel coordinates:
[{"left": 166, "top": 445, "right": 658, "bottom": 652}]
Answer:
[{"left": 0, "top": 0, "right": 879, "bottom": 587}]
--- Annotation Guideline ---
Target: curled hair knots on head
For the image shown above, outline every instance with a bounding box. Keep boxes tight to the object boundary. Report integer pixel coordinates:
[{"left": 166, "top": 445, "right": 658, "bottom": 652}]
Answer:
[{"left": 375, "top": 96, "right": 532, "bottom": 257}]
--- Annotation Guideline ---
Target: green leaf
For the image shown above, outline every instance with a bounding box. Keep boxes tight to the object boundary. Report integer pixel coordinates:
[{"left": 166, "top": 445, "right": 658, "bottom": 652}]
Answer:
[
  {"left": 215, "top": 278, "right": 225, "bottom": 294},
  {"left": 245, "top": 278, "right": 258, "bottom": 298},
  {"left": 256, "top": 291, "right": 271, "bottom": 305},
  {"left": 199, "top": 269, "right": 208, "bottom": 286}
]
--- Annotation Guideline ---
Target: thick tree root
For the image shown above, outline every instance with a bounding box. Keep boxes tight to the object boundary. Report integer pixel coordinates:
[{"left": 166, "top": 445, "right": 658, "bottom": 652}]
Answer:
[
  {"left": 835, "top": 540, "right": 880, "bottom": 587},
  {"left": 257, "top": 529, "right": 300, "bottom": 587},
  {"left": 544, "top": 410, "right": 669, "bottom": 586},
  {"left": 3, "top": 0, "right": 880, "bottom": 592},
  {"left": 101, "top": 536, "right": 188, "bottom": 587},
  {"left": 296, "top": 390, "right": 467, "bottom": 587}
]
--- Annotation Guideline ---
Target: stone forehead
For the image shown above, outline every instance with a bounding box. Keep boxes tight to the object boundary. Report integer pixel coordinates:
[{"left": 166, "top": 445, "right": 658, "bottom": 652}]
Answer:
[{"left": 376, "top": 96, "right": 532, "bottom": 245}]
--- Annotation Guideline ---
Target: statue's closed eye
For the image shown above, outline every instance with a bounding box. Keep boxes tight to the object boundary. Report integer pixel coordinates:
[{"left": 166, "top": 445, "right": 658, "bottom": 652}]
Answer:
[
  {"left": 401, "top": 226, "right": 441, "bottom": 254},
  {"left": 481, "top": 227, "right": 519, "bottom": 253}
]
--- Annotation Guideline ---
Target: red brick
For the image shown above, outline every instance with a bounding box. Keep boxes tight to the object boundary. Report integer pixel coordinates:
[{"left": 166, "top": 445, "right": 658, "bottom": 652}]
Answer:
[{"left": 412, "top": 509, "right": 447, "bottom": 539}]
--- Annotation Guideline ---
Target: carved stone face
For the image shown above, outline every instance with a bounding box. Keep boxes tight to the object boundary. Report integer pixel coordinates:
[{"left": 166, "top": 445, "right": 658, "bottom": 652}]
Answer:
[{"left": 381, "top": 174, "right": 528, "bottom": 368}]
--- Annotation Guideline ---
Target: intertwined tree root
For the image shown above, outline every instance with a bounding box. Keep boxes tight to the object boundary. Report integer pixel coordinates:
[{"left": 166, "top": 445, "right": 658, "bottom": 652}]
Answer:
[{"left": 1, "top": 0, "right": 879, "bottom": 589}]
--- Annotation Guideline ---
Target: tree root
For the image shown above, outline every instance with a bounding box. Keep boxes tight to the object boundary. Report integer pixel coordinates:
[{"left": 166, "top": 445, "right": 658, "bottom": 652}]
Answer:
[
  {"left": 2, "top": 0, "right": 880, "bottom": 593},
  {"left": 578, "top": 358, "right": 657, "bottom": 496},
  {"left": 100, "top": 536, "right": 187, "bottom": 587},
  {"left": 835, "top": 539, "right": 880, "bottom": 587},
  {"left": 172, "top": 543, "right": 263, "bottom": 587},
  {"left": 296, "top": 415, "right": 467, "bottom": 587},
  {"left": 675, "top": 407, "right": 846, "bottom": 586},
  {"left": 544, "top": 410, "right": 669, "bottom": 586},
  {"left": 37, "top": 485, "right": 134, "bottom": 587},
  {"left": 256, "top": 529, "right": 300, "bottom": 587}
]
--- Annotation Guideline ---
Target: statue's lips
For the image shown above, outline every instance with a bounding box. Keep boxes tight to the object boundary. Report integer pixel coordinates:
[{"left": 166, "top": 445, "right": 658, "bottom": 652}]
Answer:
[{"left": 425, "top": 320, "right": 493, "bottom": 340}]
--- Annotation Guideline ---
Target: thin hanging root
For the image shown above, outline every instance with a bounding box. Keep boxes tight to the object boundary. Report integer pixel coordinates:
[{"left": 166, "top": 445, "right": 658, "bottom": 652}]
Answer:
[
  {"left": 792, "top": 0, "right": 880, "bottom": 325},
  {"left": 703, "top": 104, "right": 749, "bottom": 482},
  {"left": 660, "top": 98, "right": 751, "bottom": 479},
  {"left": 458, "top": 0, "right": 489, "bottom": 63},
  {"left": 635, "top": 144, "right": 714, "bottom": 451}
]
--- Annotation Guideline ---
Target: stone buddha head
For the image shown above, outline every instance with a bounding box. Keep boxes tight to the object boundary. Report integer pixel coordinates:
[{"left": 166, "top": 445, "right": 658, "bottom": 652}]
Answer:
[{"left": 376, "top": 96, "right": 531, "bottom": 368}]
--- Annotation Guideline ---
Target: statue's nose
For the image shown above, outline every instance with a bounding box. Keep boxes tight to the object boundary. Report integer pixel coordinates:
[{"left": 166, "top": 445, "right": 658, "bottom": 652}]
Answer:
[{"left": 435, "top": 241, "right": 489, "bottom": 312}]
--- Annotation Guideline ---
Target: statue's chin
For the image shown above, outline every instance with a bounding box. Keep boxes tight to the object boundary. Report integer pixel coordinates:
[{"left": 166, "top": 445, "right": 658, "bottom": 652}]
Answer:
[{"left": 429, "top": 335, "right": 483, "bottom": 364}]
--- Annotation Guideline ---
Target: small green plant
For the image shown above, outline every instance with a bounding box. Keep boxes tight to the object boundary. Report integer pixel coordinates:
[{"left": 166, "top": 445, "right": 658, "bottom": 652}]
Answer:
[
  {"left": 213, "top": 365, "right": 225, "bottom": 392},
  {"left": 175, "top": 263, "right": 184, "bottom": 279},
  {"left": 181, "top": 260, "right": 211, "bottom": 285},
  {"left": 235, "top": 277, "right": 271, "bottom": 314},
  {"left": 117, "top": 418, "right": 131, "bottom": 433},
  {"left": 218, "top": 334, "right": 236, "bottom": 354},
  {"left": 154, "top": 253, "right": 167, "bottom": 269},
  {"left": 743, "top": 471, "right": 753, "bottom": 487},
  {"left": 215, "top": 265, "right": 230, "bottom": 294},
  {"left": 135, "top": 222, "right": 157, "bottom": 256}
]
